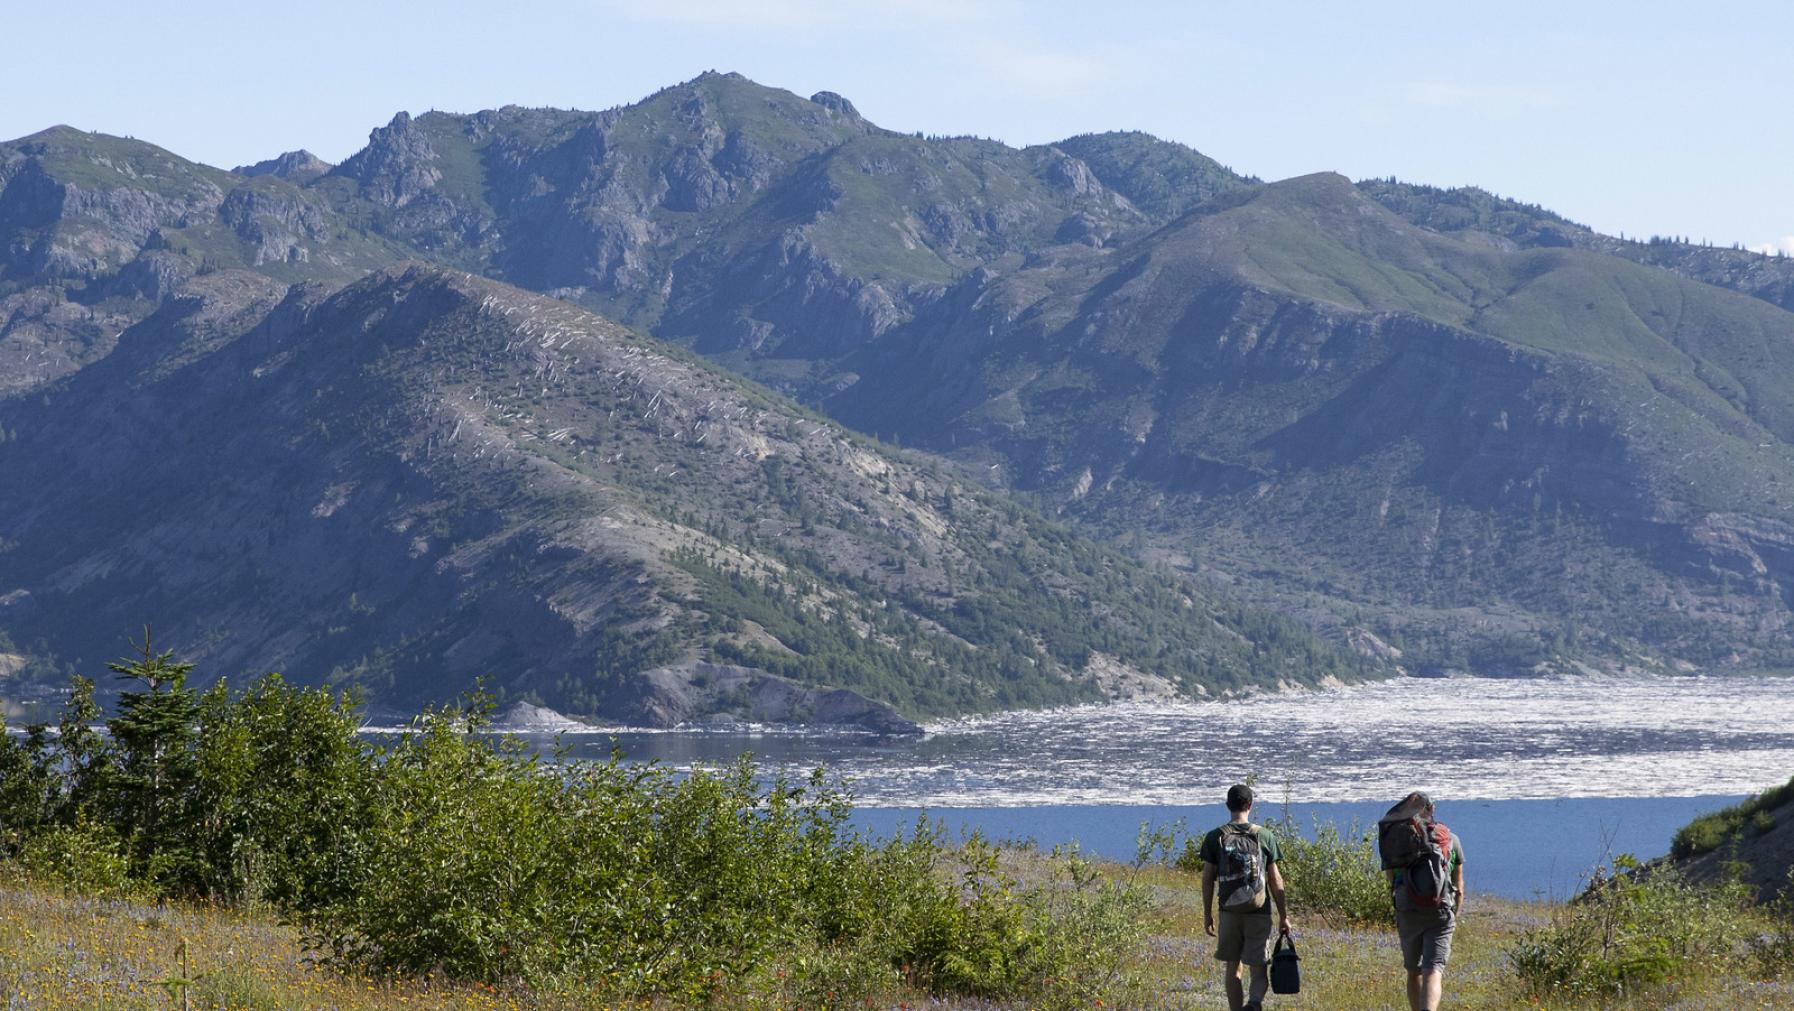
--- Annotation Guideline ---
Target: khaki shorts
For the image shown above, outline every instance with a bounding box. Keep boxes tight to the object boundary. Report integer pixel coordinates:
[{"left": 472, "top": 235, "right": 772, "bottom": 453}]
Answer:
[
  {"left": 1214, "top": 909, "right": 1275, "bottom": 966},
  {"left": 1395, "top": 906, "right": 1456, "bottom": 973}
]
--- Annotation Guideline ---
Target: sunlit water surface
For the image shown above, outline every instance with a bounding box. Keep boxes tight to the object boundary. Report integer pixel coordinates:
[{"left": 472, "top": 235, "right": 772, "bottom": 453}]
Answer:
[
  {"left": 495, "top": 674, "right": 1794, "bottom": 896},
  {"left": 529, "top": 674, "right": 1794, "bottom": 807}
]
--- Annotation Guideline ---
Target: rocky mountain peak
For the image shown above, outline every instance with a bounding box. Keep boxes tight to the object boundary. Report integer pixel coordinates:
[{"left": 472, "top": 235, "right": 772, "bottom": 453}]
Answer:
[
  {"left": 331, "top": 111, "right": 442, "bottom": 208},
  {"left": 808, "top": 91, "right": 860, "bottom": 118},
  {"left": 234, "top": 149, "right": 332, "bottom": 183}
]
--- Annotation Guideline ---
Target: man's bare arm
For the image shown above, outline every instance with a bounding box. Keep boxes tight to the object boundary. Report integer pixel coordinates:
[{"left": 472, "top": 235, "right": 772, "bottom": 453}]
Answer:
[
  {"left": 1201, "top": 864, "right": 1217, "bottom": 936},
  {"left": 1267, "top": 861, "right": 1292, "bottom": 932},
  {"left": 1453, "top": 863, "right": 1465, "bottom": 914}
]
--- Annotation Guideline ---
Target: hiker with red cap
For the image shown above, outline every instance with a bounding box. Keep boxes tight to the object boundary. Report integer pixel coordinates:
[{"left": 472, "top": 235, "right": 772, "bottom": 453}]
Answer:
[{"left": 1379, "top": 791, "right": 1466, "bottom": 1011}]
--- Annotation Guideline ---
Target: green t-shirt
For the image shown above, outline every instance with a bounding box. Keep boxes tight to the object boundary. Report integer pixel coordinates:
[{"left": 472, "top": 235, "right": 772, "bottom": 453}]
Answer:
[{"left": 1199, "top": 822, "right": 1283, "bottom": 915}]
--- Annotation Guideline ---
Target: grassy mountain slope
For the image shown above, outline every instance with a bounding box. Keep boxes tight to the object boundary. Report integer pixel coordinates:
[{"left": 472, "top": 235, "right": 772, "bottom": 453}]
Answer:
[
  {"left": 1361, "top": 176, "right": 1794, "bottom": 314},
  {"left": 828, "top": 173, "right": 1794, "bottom": 672},
  {"left": 0, "top": 266, "right": 1369, "bottom": 721}
]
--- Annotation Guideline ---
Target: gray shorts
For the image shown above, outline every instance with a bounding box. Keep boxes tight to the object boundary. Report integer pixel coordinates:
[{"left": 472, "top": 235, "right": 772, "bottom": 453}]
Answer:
[
  {"left": 1395, "top": 906, "right": 1456, "bottom": 973},
  {"left": 1214, "top": 909, "right": 1275, "bottom": 966}
]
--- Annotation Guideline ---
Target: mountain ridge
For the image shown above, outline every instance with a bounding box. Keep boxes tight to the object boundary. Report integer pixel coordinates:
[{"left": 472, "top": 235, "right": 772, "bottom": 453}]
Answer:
[{"left": 6, "top": 71, "right": 1794, "bottom": 711}]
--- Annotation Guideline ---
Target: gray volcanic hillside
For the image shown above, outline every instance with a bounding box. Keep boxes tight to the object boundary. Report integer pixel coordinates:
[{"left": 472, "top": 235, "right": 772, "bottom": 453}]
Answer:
[
  {"left": 7, "top": 71, "right": 1794, "bottom": 686},
  {"left": 0, "top": 266, "right": 1366, "bottom": 721}
]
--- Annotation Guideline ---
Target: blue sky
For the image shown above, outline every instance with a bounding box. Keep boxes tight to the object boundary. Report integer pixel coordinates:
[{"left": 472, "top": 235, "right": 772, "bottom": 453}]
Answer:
[{"left": 5, "top": 1, "right": 1788, "bottom": 251}]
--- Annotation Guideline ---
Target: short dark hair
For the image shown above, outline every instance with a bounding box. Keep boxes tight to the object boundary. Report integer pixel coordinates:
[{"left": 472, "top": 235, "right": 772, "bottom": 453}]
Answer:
[{"left": 1226, "top": 783, "right": 1254, "bottom": 812}]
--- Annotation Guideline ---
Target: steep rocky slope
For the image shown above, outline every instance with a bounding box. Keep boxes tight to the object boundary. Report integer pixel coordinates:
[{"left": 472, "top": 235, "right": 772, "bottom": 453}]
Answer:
[
  {"left": 0, "top": 266, "right": 1366, "bottom": 721},
  {"left": 0, "top": 126, "right": 404, "bottom": 396}
]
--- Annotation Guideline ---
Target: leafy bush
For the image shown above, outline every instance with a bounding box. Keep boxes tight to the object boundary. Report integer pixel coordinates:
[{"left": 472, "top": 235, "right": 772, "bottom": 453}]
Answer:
[
  {"left": 15, "top": 819, "right": 137, "bottom": 898},
  {"left": 1263, "top": 813, "right": 1389, "bottom": 925},
  {"left": 0, "top": 647, "right": 1150, "bottom": 1004},
  {"left": 304, "top": 707, "right": 832, "bottom": 996},
  {"left": 1507, "top": 855, "right": 1754, "bottom": 998},
  {"left": 0, "top": 720, "right": 56, "bottom": 853},
  {"left": 901, "top": 838, "right": 1147, "bottom": 1007},
  {"left": 191, "top": 674, "right": 372, "bottom": 910},
  {"left": 302, "top": 707, "right": 1148, "bottom": 1003},
  {"left": 1671, "top": 775, "right": 1794, "bottom": 858},
  {"left": 1138, "top": 810, "right": 1389, "bottom": 925}
]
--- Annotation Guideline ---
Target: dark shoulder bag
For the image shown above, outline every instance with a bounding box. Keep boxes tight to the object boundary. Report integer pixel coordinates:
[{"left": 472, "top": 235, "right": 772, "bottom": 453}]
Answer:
[{"left": 1271, "top": 928, "right": 1301, "bottom": 994}]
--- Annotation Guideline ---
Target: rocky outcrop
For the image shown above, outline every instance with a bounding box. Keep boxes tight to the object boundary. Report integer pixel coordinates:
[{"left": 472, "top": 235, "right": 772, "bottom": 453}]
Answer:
[
  {"left": 331, "top": 112, "right": 443, "bottom": 209},
  {"left": 106, "top": 248, "right": 196, "bottom": 301},
  {"left": 492, "top": 701, "right": 596, "bottom": 733},
  {"left": 218, "top": 185, "right": 331, "bottom": 265},
  {"left": 808, "top": 91, "right": 860, "bottom": 118},
  {"left": 0, "top": 159, "right": 223, "bottom": 283}
]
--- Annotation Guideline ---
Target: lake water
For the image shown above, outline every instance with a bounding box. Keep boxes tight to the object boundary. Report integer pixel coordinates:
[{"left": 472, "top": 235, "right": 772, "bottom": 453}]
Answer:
[
  {"left": 524, "top": 674, "right": 1794, "bottom": 898},
  {"left": 845, "top": 797, "right": 1744, "bottom": 901}
]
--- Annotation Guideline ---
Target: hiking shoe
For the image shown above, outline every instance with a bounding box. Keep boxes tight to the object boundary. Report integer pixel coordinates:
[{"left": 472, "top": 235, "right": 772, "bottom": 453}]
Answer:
[{"left": 1243, "top": 1003, "right": 1262, "bottom": 1011}]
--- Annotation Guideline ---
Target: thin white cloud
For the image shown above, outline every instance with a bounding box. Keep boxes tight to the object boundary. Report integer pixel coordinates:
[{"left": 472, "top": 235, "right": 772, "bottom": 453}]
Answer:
[
  {"left": 954, "top": 37, "right": 1122, "bottom": 99},
  {"left": 1401, "top": 81, "right": 1565, "bottom": 118},
  {"left": 1750, "top": 236, "right": 1794, "bottom": 256}
]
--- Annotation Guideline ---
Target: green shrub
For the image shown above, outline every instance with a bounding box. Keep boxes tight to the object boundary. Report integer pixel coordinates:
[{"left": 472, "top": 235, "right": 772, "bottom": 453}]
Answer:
[
  {"left": 0, "top": 720, "right": 56, "bottom": 854},
  {"left": 0, "top": 662, "right": 371, "bottom": 907},
  {"left": 0, "top": 656, "right": 1150, "bottom": 1005},
  {"left": 1138, "top": 810, "right": 1389, "bottom": 925},
  {"left": 1007, "top": 846, "right": 1150, "bottom": 1009},
  {"left": 1749, "top": 810, "right": 1777, "bottom": 836},
  {"left": 16, "top": 819, "right": 137, "bottom": 898},
  {"left": 191, "top": 674, "right": 372, "bottom": 910},
  {"left": 301, "top": 708, "right": 1149, "bottom": 1003},
  {"left": 1507, "top": 855, "right": 1755, "bottom": 999},
  {"left": 1671, "top": 775, "right": 1794, "bottom": 858},
  {"left": 1264, "top": 813, "right": 1390, "bottom": 925}
]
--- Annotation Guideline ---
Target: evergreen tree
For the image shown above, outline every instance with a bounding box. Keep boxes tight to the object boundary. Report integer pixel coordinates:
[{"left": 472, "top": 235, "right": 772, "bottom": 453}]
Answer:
[{"left": 106, "top": 628, "right": 201, "bottom": 885}]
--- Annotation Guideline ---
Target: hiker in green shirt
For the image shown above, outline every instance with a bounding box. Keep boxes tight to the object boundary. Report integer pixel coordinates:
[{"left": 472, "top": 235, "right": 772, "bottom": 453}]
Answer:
[{"left": 1200, "top": 784, "right": 1293, "bottom": 1011}]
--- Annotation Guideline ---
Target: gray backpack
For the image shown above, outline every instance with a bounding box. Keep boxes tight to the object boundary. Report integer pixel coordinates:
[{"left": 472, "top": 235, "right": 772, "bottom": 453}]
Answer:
[
  {"left": 1217, "top": 823, "right": 1267, "bottom": 912},
  {"left": 1379, "top": 814, "right": 1452, "bottom": 909}
]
